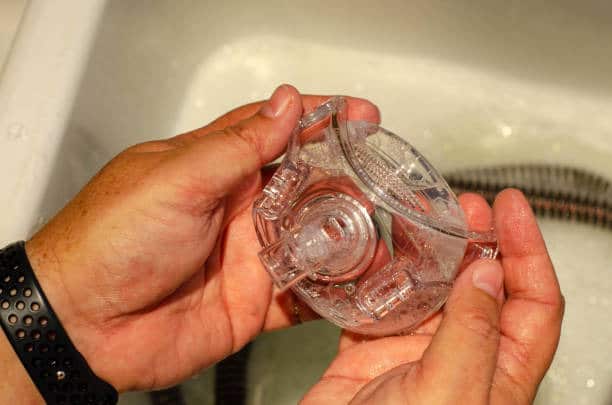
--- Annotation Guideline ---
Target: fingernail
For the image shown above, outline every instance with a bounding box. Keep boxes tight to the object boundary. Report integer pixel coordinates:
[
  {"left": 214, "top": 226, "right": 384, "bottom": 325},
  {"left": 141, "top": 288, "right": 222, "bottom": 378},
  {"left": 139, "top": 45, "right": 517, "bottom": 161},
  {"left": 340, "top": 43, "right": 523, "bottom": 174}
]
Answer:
[
  {"left": 260, "top": 85, "right": 291, "bottom": 118},
  {"left": 471, "top": 260, "right": 503, "bottom": 298}
]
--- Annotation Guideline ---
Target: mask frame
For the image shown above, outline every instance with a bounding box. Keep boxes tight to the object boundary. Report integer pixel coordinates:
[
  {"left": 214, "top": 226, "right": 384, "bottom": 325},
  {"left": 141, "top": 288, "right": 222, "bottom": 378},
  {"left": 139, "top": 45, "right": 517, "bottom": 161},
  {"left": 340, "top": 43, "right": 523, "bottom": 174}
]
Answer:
[{"left": 253, "top": 97, "right": 496, "bottom": 336}]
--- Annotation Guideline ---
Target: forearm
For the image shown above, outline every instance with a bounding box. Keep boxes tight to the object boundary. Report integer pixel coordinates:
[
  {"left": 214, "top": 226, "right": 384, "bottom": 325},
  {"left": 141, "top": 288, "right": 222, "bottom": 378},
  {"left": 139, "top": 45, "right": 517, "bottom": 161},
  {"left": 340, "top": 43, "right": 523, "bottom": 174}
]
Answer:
[{"left": 0, "top": 333, "right": 43, "bottom": 404}]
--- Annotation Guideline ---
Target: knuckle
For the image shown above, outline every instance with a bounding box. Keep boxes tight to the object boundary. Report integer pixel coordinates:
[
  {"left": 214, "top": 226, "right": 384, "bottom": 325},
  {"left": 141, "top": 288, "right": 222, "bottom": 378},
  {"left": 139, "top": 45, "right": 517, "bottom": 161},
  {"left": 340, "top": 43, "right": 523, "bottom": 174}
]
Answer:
[
  {"left": 400, "top": 361, "right": 423, "bottom": 389},
  {"left": 495, "top": 356, "right": 535, "bottom": 404},
  {"left": 223, "top": 124, "right": 263, "bottom": 164},
  {"left": 454, "top": 306, "right": 500, "bottom": 342},
  {"left": 538, "top": 291, "right": 565, "bottom": 322}
]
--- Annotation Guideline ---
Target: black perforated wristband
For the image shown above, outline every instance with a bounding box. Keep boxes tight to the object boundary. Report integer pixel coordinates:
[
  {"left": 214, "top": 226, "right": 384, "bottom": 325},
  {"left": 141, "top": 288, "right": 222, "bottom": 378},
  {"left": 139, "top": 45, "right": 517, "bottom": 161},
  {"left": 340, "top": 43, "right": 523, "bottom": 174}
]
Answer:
[{"left": 0, "top": 242, "right": 118, "bottom": 405}]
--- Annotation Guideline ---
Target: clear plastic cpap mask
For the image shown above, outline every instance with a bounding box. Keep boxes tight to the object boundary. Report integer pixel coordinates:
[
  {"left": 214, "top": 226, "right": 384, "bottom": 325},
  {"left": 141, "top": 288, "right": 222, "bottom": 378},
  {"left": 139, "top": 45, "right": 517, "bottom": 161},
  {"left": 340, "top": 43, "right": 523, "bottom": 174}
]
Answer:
[{"left": 253, "top": 97, "right": 497, "bottom": 336}]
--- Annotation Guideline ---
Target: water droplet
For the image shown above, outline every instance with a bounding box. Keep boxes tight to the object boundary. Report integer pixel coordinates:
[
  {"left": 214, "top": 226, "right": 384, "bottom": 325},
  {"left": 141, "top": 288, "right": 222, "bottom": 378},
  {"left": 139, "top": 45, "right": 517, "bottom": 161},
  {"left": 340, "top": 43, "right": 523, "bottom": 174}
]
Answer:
[
  {"left": 500, "top": 125, "right": 513, "bottom": 138},
  {"left": 6, "top": 123, "right": 25, "bottom": 140},
  {"left": 344, "top": 283, "right": 356, "bottom": 296}
]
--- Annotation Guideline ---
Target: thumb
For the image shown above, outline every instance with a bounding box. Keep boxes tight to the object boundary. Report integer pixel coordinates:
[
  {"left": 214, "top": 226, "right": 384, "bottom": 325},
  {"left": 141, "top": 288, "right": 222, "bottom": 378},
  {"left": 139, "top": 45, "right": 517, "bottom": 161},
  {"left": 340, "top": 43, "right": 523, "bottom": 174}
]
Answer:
[
  {"left": 419, "top": 259, "right": 504, "bottom": 403},
  {"left": 177, "top": 84, "right": 302, "bottom": 196}
]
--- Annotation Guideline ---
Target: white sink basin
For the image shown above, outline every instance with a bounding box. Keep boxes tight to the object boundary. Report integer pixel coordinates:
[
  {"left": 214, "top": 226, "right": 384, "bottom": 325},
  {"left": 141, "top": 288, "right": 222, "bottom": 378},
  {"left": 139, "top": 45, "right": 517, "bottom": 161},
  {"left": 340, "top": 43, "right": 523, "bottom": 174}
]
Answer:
[{"left": 1, "top": 1, "right": 611, "bottom": 404}]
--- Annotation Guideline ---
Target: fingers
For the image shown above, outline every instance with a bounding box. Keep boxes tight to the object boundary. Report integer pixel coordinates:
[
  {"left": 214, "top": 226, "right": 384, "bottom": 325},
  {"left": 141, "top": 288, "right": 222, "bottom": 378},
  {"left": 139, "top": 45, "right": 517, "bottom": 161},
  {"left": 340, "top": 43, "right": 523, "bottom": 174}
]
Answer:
[
  {"left": 457, "top": 192, "right": 497, "bottom": 274},
  {"left": 459, "top": 193, "right": 494, "bottom": 233},
  {"left": 412, "top": 193, "right": 494, "bottom": 336},
  {"left": 331, "top": 334, "right": 429, "bottom": 379},
  {"left": 170, "top": 85, "right": 382, "bottom": 199},
  {"left": 301, "top": 334, "right": 431, "bottom": 405},
  {"left": 171, "top": 89, "right": 380, "bottom": 143},
  {"left": 419, "top": 259, "right": 504, "bottom": 403},
  {"left": 301, "top": 94, "right": 381, "bottom": 124},
  {"left": 172, "top": 85, "right": 302, "bottom": 198},
  {"left": 491, "top": 189, "right": 564, "bottom": 403},
  {"left": 494, "top": 189, "right": 561, "bottom": 303},
  {"left": 330, "top": 260, "right": 503, "bottom": 405}
]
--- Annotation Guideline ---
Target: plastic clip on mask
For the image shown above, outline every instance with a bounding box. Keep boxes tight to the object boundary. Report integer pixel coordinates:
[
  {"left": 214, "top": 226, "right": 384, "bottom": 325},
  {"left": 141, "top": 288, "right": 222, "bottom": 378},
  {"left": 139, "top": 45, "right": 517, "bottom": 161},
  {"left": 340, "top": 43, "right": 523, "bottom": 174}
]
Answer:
[{"left": 253, "top": 97, "right": 497, "bottom": 336}]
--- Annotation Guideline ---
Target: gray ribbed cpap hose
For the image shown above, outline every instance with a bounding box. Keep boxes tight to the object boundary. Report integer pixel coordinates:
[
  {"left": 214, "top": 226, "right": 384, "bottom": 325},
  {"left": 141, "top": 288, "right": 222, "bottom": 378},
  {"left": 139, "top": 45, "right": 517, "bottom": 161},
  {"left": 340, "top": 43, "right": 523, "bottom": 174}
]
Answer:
[{"left": 445, "top": 165, "right": 612, "bottom": 228}]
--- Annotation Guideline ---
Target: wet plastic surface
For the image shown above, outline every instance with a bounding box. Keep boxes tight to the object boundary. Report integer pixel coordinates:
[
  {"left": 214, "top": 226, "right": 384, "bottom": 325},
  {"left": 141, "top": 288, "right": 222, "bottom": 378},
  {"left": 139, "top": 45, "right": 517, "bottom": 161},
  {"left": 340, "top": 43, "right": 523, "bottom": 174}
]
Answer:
[{"left": 254, "top": 98, "right": 496, "bottom": 335}]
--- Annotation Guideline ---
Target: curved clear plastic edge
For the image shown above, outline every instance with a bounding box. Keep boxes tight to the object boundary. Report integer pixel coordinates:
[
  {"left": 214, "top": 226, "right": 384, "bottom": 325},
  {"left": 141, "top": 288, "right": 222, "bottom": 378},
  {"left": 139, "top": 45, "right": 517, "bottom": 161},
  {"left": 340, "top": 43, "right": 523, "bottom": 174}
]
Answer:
[
  {"left": 253, "top": 96, "right": 498, "bottom": 335},
  {"left": 333, "top": 97, "right": 495, "bottom": 243},
  {"left": 255, "top": 97, "right": 498, "bottom": 283}
]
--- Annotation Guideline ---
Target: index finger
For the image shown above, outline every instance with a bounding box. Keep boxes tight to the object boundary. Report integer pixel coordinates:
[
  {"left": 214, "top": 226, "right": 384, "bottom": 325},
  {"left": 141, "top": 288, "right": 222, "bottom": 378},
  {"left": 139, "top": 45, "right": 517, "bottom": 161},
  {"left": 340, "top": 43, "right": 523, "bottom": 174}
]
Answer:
[{"left": 495, "top": 188, "right": 562, "bottom": 305}]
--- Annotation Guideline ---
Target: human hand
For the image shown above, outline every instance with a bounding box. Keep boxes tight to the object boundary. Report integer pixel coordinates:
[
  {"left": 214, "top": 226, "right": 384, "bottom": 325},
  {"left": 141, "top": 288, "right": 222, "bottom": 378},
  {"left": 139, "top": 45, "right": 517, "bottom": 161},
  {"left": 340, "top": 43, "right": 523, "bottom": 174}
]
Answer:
[
  {"left": 302, "top": 189, "right": 564, "bottom": 404},
  {"left": 22, "top": 85, "right": 380, "bottom": 392}
]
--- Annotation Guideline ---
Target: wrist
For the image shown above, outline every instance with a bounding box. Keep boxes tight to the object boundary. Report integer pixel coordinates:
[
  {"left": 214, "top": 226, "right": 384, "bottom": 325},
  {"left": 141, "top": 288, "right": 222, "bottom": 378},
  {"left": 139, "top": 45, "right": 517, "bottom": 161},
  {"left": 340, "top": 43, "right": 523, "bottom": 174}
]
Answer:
[
  {"left": 24, "top": 237, "right": 80, "bottom": 335},
  {"left": 24, "top": 237, "right": 89, "bottom": 351},
  {"left": 0, "top": 240, "right": 118, "bottom": 402},
  {"left": 0, "top": 332, "right": 43, "bottom": 404},
  {"left": 23, "top": 238, "right": 119, "bottom": 392}
]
